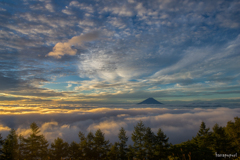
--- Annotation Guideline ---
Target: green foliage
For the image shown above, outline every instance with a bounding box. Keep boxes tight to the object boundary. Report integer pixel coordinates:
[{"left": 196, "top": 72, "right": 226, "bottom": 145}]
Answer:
[
  {"left": 132, "top": 120, "right": 146, "bottom": 160},
  {"left": 0, "top": 133, "right": 4, "bottom": 159},
  {"left": 211, "top": 123, "right": 233, "bottom": 154},
  {"left": 107, "top": 142, "right": 119, "bottom": 160},
  {"left": 169, "top": 140, "right": 214, "bottom": 160},
  {"left": 193, "top": 121, "right": 212, "bottom": 148},
  {"left": 225, "top": 116, "right": 240, "bottom": 153},
  {"left": 18, "top": 135, "right": 25, "bottom": 160},
  {"left": 143, "top": 127, "right": 155, "bottom": 160},
  {"left": 69, "top": 141, "right": 81, "bottom": 160},
  {"left": 118, "top": 127, "right": 128, "bottom": 160},
  {"left": 50, "top": 137, "right": 69, "bottom": 160},
  {"left": 126, "top": 145, "right": 134, "bottom": 160},
  {"left": 39, "top": 135, "right": 49, "bottom": 160},
  {"left": 154, "top": 128, "right": 170, "bottom": 159},
  {"left": 79, "top": 131, "right": 95, "bottom": 160},
  {"left": 93, "top": 129, "right": 110, "bottom": 160},
  {"left": 22, "top": 122, "right": 49, "bottom": 160},
  {"left": 79, "top": 130, "right": 110, "bottom": 160},
  {"left": 2, "top": 129, "right": 18, "bottom": 160}
]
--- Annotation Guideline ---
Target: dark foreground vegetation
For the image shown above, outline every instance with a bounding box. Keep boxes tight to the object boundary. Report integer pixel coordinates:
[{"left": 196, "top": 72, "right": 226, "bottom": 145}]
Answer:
[{"left": 0, "top": 117, "right": 239, "bottom": 160}]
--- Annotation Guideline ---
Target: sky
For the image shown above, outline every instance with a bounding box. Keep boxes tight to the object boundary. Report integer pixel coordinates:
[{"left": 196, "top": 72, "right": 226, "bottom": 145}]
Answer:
[{"left": 0, "top": 0, "right": 240, "bottom": 144}]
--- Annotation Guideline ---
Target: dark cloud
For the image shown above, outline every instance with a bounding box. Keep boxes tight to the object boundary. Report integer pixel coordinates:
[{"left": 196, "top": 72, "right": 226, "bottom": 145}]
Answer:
[{"left": 0, "top": 72, "right": 20, "bottom": 90}]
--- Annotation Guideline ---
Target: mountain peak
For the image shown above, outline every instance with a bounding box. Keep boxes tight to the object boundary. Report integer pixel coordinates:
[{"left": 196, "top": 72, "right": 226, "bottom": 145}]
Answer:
[{"left": 137, "top": 97, "right": 163, "bottom": 104}]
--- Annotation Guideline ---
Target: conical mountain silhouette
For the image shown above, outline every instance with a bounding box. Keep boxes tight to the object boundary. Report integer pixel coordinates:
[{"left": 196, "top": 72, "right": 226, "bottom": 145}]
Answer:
[{"left": 138, "top": 97, "right": 163, "bottom": 104}]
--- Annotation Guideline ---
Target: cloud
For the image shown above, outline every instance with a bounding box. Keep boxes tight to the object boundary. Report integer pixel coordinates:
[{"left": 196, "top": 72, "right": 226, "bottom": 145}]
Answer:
[
  {"left": 47, "top": 31, "right": 100, "bottom": 59},
  {"left": 45, "top": 3, "right": 54, "bottom": 12},
  {"left": 1, "top": 105, "right": 240, "bottom": 144},
  {"left": 101, "top": 5, "right": 133, "bottom": 17},
  {"left": 0, "top": 0, "right": 240, "bottom": 104},
  {"left": 62, "top": 9, "right": 73, "bottom": 15},
  {"left": 0, "top": 124, "right": 11, "bottom": 138}
]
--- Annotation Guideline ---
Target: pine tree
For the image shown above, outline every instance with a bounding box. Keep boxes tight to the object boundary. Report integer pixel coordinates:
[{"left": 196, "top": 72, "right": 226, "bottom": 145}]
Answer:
[
  {"left": 39, "top": 135, "right": 49, "bottom": 160},
  {"left": 50, "top": 137, "right": 69, "bottom": 160},
  {"left": 0, "top": 133, "right": 3, "bottom": 159},
  {"left": 154, "top": 128, "right": 170, "bottom": 159},
  {"left": 93, "top": 129, "right": 110, "bottom": 160},
  {"left": 22, "top": 122, "right": 44, "bottom": 160},
  {"left": 211, "top": 124, "right": 233, "bottom": 153},
  {"left": 118, "top": 127, "right": 128, "bottom": 160},
  {"left": 69, "top": 141, "right": 80, "bottom": 160},
  {"left": 2, "top": 129, "right": 18, "bottom": 160},
  {"left": 18, "top": 135, "right": 25, "bottom": 160},
  {"left": 190, "top": 121, "right": 215, "bottom": 159},
  {"left": 131, "top": 121, "right": 146, "bottom": 160},
  {"left": 225, "top": 116, "right": 240, "bottom": 153},
  {"left": 193, "top": 121, "right": 212, "bottom": 148},
  {"left": 126, "top": 145, "right": 134, "bottom": 160},
  {"left": 79, "top": 131, "right": 95, "bottom": 160},
  {"left": 78, "top": 131, "right": 87, "bottom": 159},
  {"left": 143, "top": 127, "right": 155, "bottom": 160},
  {"left": 107, "top": 142, "right": 119, "bottom": 160}
]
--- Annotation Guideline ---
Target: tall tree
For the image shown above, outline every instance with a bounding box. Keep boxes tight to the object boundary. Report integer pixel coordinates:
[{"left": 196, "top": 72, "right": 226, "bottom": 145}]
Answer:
[
  {"left": 69, "top": 141, "right": 81, "bottom": 160},
  {"left": 107, "top": 142, "right": 119, "bottom": 160},
  {"left": 211, "top": 124, "right": 233, "bottom": 153},
  {"left": 2, "top": 129, "right": 18, "bottom": 160},
  {"left": 193, "top": 121, "right": 212, "bottom": 148},
  {"left": 39, "top": 135, "right": 49, "bottom": 160},
  {"left": 118, "top": 127, "right": 128, "bottom": 160},
  {"left": 22, "top": 122, "right": 44, "bottom": 160},
  {"left": 126, "top": 145, "right": 134, "bottom": 160},
  {"left": 143, "top": 127, "right": 155, "bottom": 160},
  {"left": 93, "top": 129, "right": 110, "bottom": 160},
  {"left": 79, "top": 131, "right": 95, "bottom": 160},
  {"left": 50, "top": 137, "right": 69, "bottom": 160},
  {"left": 154, "top": 128, "right": 170, "bottom": 159},
  {"left": 131, "top": 121, "right": 146, "bottom": 160},
  {"left": 191, "top": 121, "right": 214, "bottom": 158},
  {"left": 225, "top": 116, "right": 240, "bottom": 153},
  {"left": 18, "top": 135, "right": 25, "bottom": 160},
  {"left": 0, "top": 133, "right": 3, "bottom": 159}
]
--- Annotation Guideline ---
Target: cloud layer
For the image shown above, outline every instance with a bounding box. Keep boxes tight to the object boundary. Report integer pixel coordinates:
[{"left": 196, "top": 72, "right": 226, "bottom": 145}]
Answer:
[{"left": 1, "top": 104, "right": 240, "bottom": 144}]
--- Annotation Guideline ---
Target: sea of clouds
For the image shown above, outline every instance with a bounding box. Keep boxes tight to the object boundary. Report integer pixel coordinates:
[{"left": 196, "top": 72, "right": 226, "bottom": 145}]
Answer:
[{"left": 0, "top": 103, "right": 240, "bottom": 145}]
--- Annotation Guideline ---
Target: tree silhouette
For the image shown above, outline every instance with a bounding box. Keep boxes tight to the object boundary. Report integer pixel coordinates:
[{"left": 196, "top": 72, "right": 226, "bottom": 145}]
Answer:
[
  {"left": 39, "top": 135, "right": 49, "bottom": 160},
  {"left": 132, "top": 121, "right": 146, "bottom": 160},
  {"left": 93, "top": 129, "right": 110, "bottom": 160},
  {"left": 154, "top": 128, "right": 170, "bottom": 159},
  {"left": 107, "top": 142, "right": 119, "bottom": 160},
  {"left": 18, "top": 135, "right": 25, "bottom": 160},
  {"left": 2, "top": 129, "right": 18, "bottom": 160},
  {"left": 118, "top": 127, "right": 128, "bottom": 160},
  {"left": 22, "top": 122, "right": 46, "bottom": 160},
  {"left": 225, "top": 116, "right": 240, "bottom": 153},
  {"left": 143, "top": 127, "right": 155, "bottom": 160},
  {"left": 79, "top": 131, "right": 95, "bottom": 160},
  {"left": 127, "top": 145, "right": 134, "bottom": 160},
  {"left": 193, "top": 121, "right": 212, "bottom": 148},
  {"left": 69, "top": 141, "right": 81, "bottom": 160},
  {"left": 50, "top": 137, "right": 69, "bottom": 160},
  {"left": 0, "top": 133, "right": 4, "bottom": 159}
]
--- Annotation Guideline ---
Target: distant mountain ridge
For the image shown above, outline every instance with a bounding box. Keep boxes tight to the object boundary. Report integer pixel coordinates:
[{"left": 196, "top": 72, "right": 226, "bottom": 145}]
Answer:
[{"left": 138, "top": 97, "right": 163, "bottom": 104}]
